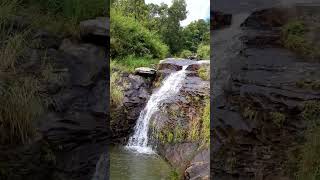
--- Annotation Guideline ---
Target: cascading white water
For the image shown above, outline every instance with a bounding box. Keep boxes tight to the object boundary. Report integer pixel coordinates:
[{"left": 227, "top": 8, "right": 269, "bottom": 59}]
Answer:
[{"left": 126, "top": 65, "right": 189, "bottom": 154}]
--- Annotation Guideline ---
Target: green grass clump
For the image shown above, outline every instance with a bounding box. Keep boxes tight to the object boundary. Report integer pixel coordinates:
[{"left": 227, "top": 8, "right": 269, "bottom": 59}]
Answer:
[
  {"left": 198, "top": 66, "right": 209, "bottom": 81},
  {"left": 270, "top": 112, "right": 286, "bottom": 128},
  {"left": 292, "top": 101, "right": 320, "bottom": 179},
  {"left": 179, "top": 49, "right": 192, "bottom": 59},
  {"left": 196, "top": 43, "right": 210, "bottom": 60},
  {"left": 0, "top": 77, "right": 43, "bottom": 144},
  {"left": 110, "top": 71, "right": 124, "bottom": 109},
  {"left": 110, "top": 9, "right": 169, "bottom": 59},
  {"left": 201, "top": 98, "right": 210, "bottom": 145},
  {"left": 111, "top": 56, "right": 159, "bottom": 73},
  {"left": 281, "top": 20, "right": 318, "bottom": 58},
  {"left": 0, "top": 32, "right": 27, "bottom": 72}
]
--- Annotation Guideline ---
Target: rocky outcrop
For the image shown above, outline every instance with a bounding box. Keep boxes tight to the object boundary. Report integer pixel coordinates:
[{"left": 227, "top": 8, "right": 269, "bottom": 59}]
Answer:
[
  {"left": 211, "top": 5, "right": 320, "bottom": 179},
  {"left": 134, "top": 67, "right": 157, "bottom": 78},
  {"left": 153, "top": 59, "right": 210, "bottom": 180},
  {"left": 80, "top": 17, "right": 109, "bottom": 46},
  {"left": 110, "top": 72, "right": 152, "bottom": 143}
]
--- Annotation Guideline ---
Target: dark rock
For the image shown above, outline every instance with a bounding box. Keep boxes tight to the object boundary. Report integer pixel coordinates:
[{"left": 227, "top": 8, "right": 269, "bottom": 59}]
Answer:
[
  {"left": 92, "top": 153, "right": 108, "bottom": 180},
  {"left": 80, "top": 17, "right": 109, "bottom": 46},
  {"left": 211, "top": 11, "right": 232, "bottom": 30},
  {"left": 32, "top": 31, "right": 62, "bottom": 49}
]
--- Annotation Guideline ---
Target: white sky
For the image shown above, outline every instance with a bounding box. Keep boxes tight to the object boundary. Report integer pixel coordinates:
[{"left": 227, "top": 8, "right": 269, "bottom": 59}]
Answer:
[{"left": 145, "top": 0, "right": 210, "bottom": 26}]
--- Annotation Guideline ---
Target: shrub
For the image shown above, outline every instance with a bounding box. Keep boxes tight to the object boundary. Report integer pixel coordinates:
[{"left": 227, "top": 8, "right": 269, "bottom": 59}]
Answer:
[
  {"left": 110, "top": 9, "right": 168, "bottom": 59},
  {"left": 179, "top": 49, "right": 192, "bottom": 58},
  {"left": 197, "top": 43, "right": 210, "bottom": 59}
]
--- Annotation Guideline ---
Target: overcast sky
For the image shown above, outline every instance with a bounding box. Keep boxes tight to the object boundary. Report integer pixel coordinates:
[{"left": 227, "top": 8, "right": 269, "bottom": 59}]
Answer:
[{"left": 145, "top": 0, "right": 210, "bottom": 26}]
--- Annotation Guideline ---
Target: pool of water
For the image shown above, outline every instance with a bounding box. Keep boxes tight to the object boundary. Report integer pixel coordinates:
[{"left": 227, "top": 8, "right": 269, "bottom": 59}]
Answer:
[{"left": 110, "top": 146, "right": 172, "bottom": 180}]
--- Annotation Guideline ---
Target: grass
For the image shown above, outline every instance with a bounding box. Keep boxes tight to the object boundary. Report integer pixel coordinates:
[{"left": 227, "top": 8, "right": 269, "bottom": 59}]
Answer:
[
  {"left": 0, "top": 32, "right": 27, "bottom": 72},
  {"left": 0, "top": 77, "right": 43, "bottom": 144},
  {"left": 281, "top": 20, "right": 319, "bottom": 59},
  {"left": 198, "top": 66, "right": 210, "bottom": 81},
  {"left": 287, "top": 101, "right": 320, "bottom": 179},
  {"left": 270, "top": 112, "right": 286, "bottom": 128},
  {"left": 296, "top": 79, "right": 320, "bottom": 91},
  {"left": 201, "top": 98, "right": 210, "bottom": 145},
  {"left": 110, "top": 71, "right": 124, "bottom": 109},
  {"left": 111, "top": 56, "right": 159, "bottom": 73}
]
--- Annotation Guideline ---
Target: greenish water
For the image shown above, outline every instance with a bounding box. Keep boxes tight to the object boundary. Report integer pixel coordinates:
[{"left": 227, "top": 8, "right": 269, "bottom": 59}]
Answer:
[{"left": 110, "top": 146, "right": 172, "bottom": 180}]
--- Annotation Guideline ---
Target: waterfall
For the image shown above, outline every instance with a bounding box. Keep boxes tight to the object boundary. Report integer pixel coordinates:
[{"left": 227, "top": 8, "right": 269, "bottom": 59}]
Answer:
[{"left": 126, "top": 65, "right": 189, "bottom": 154}]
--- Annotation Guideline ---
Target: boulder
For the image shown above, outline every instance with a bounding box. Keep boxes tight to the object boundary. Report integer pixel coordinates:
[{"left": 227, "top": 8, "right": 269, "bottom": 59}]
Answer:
[
  {"left": 80, "top": 17, "right": 109, "bottom": 46},
  {"left": 135, "top": 67, "right": 157, "bottom": 77}
]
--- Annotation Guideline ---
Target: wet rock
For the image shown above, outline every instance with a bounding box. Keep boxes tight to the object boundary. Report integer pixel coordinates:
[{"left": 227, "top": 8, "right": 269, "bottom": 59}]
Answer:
[
  {"left": 91, "top": 153, "right": 108, "bottom": 180},
  {"left": 80, "top": 17, "right": 109, "bottom": 46},
  {"left": 185, "top": 149, "right": 210, "bottom": 180}
]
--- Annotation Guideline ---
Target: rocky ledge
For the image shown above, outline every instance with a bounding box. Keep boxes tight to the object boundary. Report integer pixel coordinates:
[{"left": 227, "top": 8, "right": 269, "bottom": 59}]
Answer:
[{"left": 211, "top": 4, "right": 320, "bottom": 179}]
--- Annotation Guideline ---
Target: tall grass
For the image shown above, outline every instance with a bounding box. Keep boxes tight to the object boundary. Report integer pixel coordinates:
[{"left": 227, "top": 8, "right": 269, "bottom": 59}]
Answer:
[
  {"left": 110, "top": 71, "right": 124, "bottom": 109},
  {"left": 0, "top": 77, "right": 43, "bottom": 144},
  {"left": 111, "top": 56, "right": 159, "bottom": 73}
]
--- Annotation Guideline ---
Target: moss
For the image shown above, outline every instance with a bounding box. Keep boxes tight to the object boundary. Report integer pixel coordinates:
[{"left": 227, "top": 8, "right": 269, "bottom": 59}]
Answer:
[
  {"left": 296, "top": 80, "right": 320, "bottom": 90},
  {"left": 168, "top": 169, "right": 181, "bottom": 180},
  {"left": 198, "top": 66, "right": 209, "bottom": 81},
  {"left": 302, "top": 101, "right": 320, "bottom": 124},
  {"left": 270, "top": 112, "right": 286, "bottom": 128}
]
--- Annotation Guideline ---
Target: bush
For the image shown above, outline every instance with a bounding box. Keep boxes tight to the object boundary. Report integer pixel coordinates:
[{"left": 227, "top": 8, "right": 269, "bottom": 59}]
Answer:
[
  {"left": 110, "top": 9, "right": 168, "bottom": 59},
  {"left": 179, "top": 49, "right": 192, "bottom": 58},
  {"left": 197, "top": 44, "right": 210, "bottom": 59}
]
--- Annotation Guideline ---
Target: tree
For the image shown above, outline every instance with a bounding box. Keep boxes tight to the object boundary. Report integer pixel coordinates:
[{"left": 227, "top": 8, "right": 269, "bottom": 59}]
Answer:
[{"left": 183, "top": 19, "right": 210, "bottom": 52}]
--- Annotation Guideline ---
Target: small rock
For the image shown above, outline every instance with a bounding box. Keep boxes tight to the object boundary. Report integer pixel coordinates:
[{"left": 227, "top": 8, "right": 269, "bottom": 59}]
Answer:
[{"left": 135, "top": 67, "right": 157, "bottom": 77}]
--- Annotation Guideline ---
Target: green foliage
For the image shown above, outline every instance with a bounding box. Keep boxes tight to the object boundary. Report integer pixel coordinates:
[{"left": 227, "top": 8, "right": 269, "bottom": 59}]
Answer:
[
  {"left": 168, "top": 169, "right": 181, "bottom": 180},
  {"left": 110, "top": 9, "right": 168, "bottom": 58},
  {"left": 167, "top": 132, "right": 174, "bottom": 143},
  {"left": 202, "top": 99, "right": 210, "bottom": 145},
  {"left": 282, "top": 20, "right": 318, "bottom": 58},
  {"left": 198, "top": 66, "right": 209, "bottom": 81},
  {"left": 182, "top": 19, "right": 210, "bottom": 52},
  {"left": 25, "top": 0, "right": 107, "bottom": 21},
  {"left": 111, "top": 56, "right": 159, "bottom": 73},
  {"left": 270, "top": 112, "right": 286, "bottom": 127},
  {"left": 0, "top": 32, "right": 27, "bottom": 72},
  {"left": 296, "top": 124, "right": 320, "bottom": 180},
  {"left": 296, "top": 80, "right": 320, "bottom": 91},
  {"left": 0, "top": 77, "right": 43, "bottom": 144},
  {"left": 196, "top": 43, "right": 210, "bottom": 60},
  {"left": 292, "top": 101, "right": 320, "bottom": 179},
  {"left": 110, "top": 71, "right": 124, "bottom": 109},
  {"left": 243, "top": 107, "right": 258, "bottom": 121},
  {"left": 179, "top": 49, "right": 192, "bottom": 58}
]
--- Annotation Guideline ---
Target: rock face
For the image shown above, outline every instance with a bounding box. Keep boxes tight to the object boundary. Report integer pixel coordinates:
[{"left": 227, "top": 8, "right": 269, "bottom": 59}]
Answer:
[
  {"left": 134, "top": 67, "right": 157, "bottom": 77},
  {"left": 0, "top": 17, "right": 109, "bottom": 180},
  {"left": 211, "top": 5, "right": 320, "bottom": 179},
  {"left": 80, "top": 17, "right": 109, "bottom": 46},
  {"left": 154, "top": 59, "right": 210, "bottom": 180},
  {"left": 110, "top": 72, "right": 152, "bottom": 143}
]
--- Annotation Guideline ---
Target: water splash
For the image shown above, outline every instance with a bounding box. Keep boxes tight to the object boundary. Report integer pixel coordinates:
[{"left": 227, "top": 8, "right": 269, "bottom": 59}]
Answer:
[{"left": 126, "top": 65, "right": 189, "bottom": 154}]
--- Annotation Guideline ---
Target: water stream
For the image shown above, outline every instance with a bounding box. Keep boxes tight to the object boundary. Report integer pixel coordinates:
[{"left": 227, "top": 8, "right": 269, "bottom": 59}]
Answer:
[{"left": 126, "top": 65, "right": 189, "bottom": 154}]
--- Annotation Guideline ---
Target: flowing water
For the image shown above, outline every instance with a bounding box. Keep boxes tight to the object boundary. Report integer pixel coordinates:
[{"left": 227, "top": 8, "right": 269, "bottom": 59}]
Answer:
[{"left": 126, "top": 65, "right": 189, "bottom": 154}]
